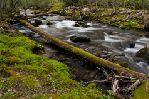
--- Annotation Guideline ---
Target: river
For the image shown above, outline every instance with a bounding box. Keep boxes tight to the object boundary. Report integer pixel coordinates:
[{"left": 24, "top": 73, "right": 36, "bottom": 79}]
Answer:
[{"left": 13, "top": 14, "right": 149, "bottom": 74}]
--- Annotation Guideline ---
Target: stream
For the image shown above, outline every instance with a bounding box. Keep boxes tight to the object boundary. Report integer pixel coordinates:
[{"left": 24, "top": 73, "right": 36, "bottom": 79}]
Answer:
[{"left": 13, "top": 14, "right": 149, "bottom": 75}]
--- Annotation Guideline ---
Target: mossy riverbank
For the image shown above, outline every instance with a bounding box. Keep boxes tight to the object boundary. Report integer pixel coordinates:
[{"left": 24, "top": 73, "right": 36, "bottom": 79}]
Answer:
[
  {"left": 0, "top": 23, "right": 105, "bottom": 98},
  {"left": 57, "top": 8, "right": 148, "bottom": 30}
]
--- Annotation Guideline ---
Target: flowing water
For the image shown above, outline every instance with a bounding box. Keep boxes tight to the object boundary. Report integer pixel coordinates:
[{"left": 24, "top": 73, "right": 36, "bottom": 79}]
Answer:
[{"left": 13, "top": 14, "right": 149, "bottom": 74}]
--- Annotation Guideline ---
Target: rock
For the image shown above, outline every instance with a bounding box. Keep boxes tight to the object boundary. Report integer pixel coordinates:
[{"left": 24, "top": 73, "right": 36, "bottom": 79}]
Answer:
[
  {"left": 129, "top": 41, "right": 135, "bottom": 48},
  {"left": 74, "top": 21, "right": 89, "bottom": 28},
  {"left": 136, "top": 45, "right": 149, "bottom": 61},
  {"left": 46, "top": 21, "right": 53, "bottom": 25},
  {"left": 35, "top": 19, "right": 42, "bottom": 25},
  {"left": 30, "top": 19, "right": 42, "bottom": 27},
  {"left": 70, "top": 35, "right": 91, "bottom": 43},
  {"left": 82, "top": 8, "right": 90, "bottom": 15}
]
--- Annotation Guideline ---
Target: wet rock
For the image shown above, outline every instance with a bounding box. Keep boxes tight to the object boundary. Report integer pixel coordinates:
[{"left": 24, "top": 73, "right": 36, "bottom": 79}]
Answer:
[
  {"left": 98, "top": 51, "right": 112, "bottom": 59},
  {"left": 129, "top": 41, "right": 135, "bottom": 48},
  {"left": 30, "top": 19, "right": 42, "bottom": 27},
  {"left": 31, "top": 23, "right": 38, "bottom": 27},
  {"left": 70, "top": 35, "right": 91, "bottom": 43},
  {"left": 74, "top": 21, "right": 89, "bottom": 28},
  {"left": 46, "top": 21, "right": 53, "bottom": 25},
  {"left": 32, "top": 44, "right": 45, "bottom": 54},
  {"left": 35, "top": 19, "right": 42, "bottom": 25},
  {"left": 136, "top": 45, "right": 149, "bottom": 61}
]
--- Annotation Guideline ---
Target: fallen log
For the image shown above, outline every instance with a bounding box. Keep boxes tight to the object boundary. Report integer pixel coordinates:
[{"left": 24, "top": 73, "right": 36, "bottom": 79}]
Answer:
[{"left": 20, "top": 20, "right": 146, "bottom": 79}]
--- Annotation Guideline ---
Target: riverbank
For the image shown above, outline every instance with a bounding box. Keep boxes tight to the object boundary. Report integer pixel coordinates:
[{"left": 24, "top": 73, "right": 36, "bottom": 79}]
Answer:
[
  {"left": 53, "top": 7, "right": 149, "bottom": 32},
  {"left": 0, "top": 21, "right": 105, "bottom": 98}
]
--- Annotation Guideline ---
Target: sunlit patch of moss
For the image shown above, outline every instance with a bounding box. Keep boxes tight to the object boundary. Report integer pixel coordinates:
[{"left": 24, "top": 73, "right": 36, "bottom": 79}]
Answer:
[
  {"left": 119, "top": 19, "right": 144, "bottom": 29},
  {"left": 60, "top": 83, "right": 104, "bottom": 99},
  {"left": 51, "top": 2, "right": 65, "bottom": 11},
  {"left": 8, "top": 75, "right": 41, "bottom": 89},
  {"left": 31, "top": 94, "right": 60, "bottom": 99},
  {"left": 132, "top": 80, "right": 149, "bottom": 99}
]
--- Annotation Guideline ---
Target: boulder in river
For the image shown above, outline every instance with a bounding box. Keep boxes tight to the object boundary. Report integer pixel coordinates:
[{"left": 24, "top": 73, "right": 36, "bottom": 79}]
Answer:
[
  {"left": 35, "top": 19, "right": 42, "bottom": 25},
  {"left": 74, "top": 21, "right": 89, "bottom": 28},
  {"left": 129, "top": 41, "right": 135, "bottom": 48},
  {"left": 30, "top": 19, "right": 42, "bottom": 27},
  {"left": 46, "top": 21, "right": 53, "bottom": 25},
  {"left": 70, "top": 35, "right": 91, "bottom": 43},
  {"left": 136, "top": 45, "right": 149, "bottom": 61}
]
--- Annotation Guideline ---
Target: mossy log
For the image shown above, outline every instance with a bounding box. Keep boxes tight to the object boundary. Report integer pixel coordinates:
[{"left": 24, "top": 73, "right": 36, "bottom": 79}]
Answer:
[{"left": 20, "top": 20, "right": 146, "bottom": 79}]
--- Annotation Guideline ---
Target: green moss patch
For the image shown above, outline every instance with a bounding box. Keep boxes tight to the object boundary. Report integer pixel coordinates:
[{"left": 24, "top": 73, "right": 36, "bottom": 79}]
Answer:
[
  {"left": 132, "top": 80, "right": 149, "bottom": 99},
  {"left": 0, "top": 33, "right": 104, "bottom": 98}
]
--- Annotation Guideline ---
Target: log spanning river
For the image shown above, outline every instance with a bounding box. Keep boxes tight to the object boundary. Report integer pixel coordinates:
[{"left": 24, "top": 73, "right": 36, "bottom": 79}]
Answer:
[{"left": 13, "top": 14, "right": 149, "bottom": 74}]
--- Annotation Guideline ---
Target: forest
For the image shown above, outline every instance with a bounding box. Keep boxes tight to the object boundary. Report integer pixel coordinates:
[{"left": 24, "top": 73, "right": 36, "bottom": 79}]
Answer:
[{"left": 0, "top": 0, "right": 149, "bottom": 99}]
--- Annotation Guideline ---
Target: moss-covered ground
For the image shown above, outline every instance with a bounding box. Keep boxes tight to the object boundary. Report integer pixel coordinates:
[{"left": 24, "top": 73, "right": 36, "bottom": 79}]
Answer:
[
  {"left": 132, "top": 80, "right": 149, "bottom": 99},
  {"left": 62, "top": 8, "right": 146, "bottom": 30},
  {"left": 0, "top": 23, "right": 106, "bottom": 98}
]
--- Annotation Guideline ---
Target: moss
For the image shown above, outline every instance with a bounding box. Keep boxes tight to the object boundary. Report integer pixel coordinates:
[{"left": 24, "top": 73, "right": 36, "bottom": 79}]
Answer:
[
  {"left": 132, "top": 80, "right": 149, "bottom": 99},
  {"left": 51, "top": 2, "right": 65, "bottom": 11},
  {"left": 60, "top": 83, "right": 104, "bottom": 99},
  {"left": 0, "top": 33, "right": 104, "bottom": 98},
  {"left": 63, "top": 8, "right": 144, "bottom": 30}
]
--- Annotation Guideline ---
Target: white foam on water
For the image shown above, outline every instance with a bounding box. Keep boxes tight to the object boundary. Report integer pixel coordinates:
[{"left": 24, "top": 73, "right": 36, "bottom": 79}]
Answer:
[
  {"left": 104, "top": 35, "right": 124, "bottom": 42},
  {"left": 38, "top": 25, "right": 48, "bottom": 28},
  {"left": 124, "top": 37, "right": 149, "bottom": 54},
  {"left": 137, "top": 62, "right": 149, "bottom": 70},
  {"left": 55, "top": 20, "right": 76, "bottom": 29},
  {"left": 124, "top": 44, "right": 144, "bottom": 53}
]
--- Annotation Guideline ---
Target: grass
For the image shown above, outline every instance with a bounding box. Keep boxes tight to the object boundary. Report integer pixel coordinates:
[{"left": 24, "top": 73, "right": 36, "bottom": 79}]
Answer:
[
  {"left": 132, "top": 80, "right": 149, "bottom": 99},
  {"left": 0, "top": 33, "right": 104, "bottom": 98}
]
